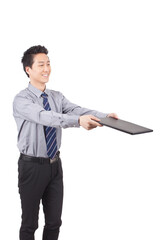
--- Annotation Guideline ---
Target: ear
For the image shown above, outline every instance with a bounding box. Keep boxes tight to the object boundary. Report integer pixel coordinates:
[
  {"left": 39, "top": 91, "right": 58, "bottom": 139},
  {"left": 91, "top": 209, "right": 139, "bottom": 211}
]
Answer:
[{"left": 25, "top": 66, "right": 31, "bottom": 76}]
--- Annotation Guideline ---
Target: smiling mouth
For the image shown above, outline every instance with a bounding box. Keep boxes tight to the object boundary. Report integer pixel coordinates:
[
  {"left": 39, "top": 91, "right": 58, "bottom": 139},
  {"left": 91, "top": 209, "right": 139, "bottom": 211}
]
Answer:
[{"left": 42, "top": 74, "right": 49, "bottom": 77}]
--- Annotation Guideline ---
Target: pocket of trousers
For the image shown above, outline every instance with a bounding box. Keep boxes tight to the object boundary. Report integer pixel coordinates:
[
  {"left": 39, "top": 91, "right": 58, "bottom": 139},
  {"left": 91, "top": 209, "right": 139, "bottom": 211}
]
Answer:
[
  {"left": 58, "top": 158, "right": 63, "bottom": 178},
  {"left": 18, "top": 161, "right": 36, "bottom": 188}
]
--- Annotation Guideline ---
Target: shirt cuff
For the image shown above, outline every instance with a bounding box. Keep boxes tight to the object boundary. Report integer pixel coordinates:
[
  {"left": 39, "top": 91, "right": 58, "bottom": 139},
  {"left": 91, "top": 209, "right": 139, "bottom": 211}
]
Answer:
[{"left": 61, "top": 114, "right": 80, "bottom": 128}]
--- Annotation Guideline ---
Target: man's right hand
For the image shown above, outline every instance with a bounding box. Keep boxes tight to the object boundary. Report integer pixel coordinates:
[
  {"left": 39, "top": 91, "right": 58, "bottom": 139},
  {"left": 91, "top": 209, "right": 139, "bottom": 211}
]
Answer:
[{"left": 79, "top": 115, "right": 102, "bottom": 130}]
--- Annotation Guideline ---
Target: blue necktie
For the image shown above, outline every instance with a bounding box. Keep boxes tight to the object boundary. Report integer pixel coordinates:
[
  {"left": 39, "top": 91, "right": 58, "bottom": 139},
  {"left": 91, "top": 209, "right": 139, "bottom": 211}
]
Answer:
[{"left": 41, "top": 93, "right": 57, "bottom": 159}]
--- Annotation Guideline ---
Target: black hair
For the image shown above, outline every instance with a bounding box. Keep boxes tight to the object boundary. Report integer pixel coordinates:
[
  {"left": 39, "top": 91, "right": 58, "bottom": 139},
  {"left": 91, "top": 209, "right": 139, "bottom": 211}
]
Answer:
[{"left": 21, "top": 45, "right": 48, "bottom": 77}]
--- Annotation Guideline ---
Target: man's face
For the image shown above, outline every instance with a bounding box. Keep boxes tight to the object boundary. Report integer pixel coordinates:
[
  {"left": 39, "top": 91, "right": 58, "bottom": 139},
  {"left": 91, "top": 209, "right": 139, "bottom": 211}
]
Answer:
[{"left": 26, "top": 53, "right": 51, "bottom": 84}]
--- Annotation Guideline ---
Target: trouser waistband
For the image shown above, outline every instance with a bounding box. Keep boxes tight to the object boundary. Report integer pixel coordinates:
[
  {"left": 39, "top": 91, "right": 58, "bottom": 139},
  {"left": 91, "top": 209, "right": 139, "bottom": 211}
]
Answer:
[{"left": 19, "top": 151, "right": 60, "bottom": 164}]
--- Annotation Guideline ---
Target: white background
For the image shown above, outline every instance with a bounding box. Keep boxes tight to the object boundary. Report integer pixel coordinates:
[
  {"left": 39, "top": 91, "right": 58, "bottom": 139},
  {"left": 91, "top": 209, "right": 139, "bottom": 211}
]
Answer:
[{"left": 0, "top": 0, "right": 160, "bottom": 239}]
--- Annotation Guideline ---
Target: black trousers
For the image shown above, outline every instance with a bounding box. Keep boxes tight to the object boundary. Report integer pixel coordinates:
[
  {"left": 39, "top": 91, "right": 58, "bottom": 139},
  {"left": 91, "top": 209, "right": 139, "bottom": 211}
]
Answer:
[{"left": 18, "top": 154, "right": 63, "bottom": 240}]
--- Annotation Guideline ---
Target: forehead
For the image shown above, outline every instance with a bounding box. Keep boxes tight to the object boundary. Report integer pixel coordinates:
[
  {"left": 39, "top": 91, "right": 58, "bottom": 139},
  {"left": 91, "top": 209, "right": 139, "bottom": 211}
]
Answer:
[{"left": 33, "top": 53, "right": 50, "bottom": 63}]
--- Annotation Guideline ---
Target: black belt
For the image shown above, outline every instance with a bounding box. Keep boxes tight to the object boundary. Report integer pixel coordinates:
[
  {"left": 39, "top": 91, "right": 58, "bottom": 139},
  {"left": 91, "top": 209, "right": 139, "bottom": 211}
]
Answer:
[{"left": 19, "top": 151, "right": 60, "bottom": 164}]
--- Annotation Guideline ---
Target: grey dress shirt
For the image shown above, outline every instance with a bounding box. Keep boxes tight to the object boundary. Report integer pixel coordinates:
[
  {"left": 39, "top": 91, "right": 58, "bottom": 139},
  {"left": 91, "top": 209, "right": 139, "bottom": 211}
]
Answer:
[{"left": 13, "top": 83, "right": 107, "bottom": 158}]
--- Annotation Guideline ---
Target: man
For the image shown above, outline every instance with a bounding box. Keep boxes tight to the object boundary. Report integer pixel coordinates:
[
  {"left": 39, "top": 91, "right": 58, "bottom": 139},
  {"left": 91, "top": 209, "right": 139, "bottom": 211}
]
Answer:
[{"left": 13, "top": 45, "right": 118, "bottom": 240}]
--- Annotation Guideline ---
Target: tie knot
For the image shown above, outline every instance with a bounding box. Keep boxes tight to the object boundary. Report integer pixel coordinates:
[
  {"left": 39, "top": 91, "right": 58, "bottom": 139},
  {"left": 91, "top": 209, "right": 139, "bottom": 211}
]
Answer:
[{"left": 41, "top": 92, "right": 48, "bottom": 98}]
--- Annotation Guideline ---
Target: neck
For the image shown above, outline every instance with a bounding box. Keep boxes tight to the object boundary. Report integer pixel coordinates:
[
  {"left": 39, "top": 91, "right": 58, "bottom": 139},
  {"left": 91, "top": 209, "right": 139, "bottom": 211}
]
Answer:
[{"left": 30, "top": 81, "right": 46, "bottom": 92}]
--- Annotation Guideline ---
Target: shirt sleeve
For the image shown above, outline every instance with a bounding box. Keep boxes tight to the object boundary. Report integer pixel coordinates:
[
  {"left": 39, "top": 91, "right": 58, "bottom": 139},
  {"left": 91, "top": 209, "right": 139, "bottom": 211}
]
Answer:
[
  {"left": 61, "top": 94, "right": 107, "bottom": 118},
  {"left": 13, "top": 94, "right": 80, "bottom": 128}
]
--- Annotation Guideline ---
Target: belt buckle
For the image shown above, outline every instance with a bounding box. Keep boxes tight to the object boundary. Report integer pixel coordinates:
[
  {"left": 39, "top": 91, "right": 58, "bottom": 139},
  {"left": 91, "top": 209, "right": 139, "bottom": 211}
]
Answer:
[
  {"left": 50, "top": 158, "right": 55, "bottom": 164},
  {"left": 50, "top": 153, "right": 59, "bottom": 164}
]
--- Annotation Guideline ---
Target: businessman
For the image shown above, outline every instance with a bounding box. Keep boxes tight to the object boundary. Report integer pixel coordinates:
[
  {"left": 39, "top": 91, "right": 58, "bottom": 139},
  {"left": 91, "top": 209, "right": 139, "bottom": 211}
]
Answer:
[{"left": 13, "top": 45, "right": 118, "bottom": 240}]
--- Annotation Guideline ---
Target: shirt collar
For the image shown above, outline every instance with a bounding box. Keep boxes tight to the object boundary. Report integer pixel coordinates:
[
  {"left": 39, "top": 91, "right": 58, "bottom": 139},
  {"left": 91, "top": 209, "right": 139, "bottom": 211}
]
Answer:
[{"left": 28, "top": 83, "right": 50, "bottom": 98}]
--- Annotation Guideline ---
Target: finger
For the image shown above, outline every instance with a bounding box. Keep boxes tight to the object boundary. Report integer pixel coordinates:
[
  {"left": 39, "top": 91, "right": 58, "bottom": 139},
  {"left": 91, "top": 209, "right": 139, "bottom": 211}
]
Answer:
[
  {"left": 108, "top": 113, "right": 118, "bottom": 119},
  {"left": 90, "top": 115, "right": 101, "bottom": 122},
  {"left": 90, "top": 120, "right": 102, "bottom": 127},
  {"left": 113, "top": 114, "right": 118, "bottom": 119},
  {"left": 88, "top": 125, "right": 98, "bottom": 130},
  {"left": 111, "top": 113, "right": 118, "bottom": 119}
]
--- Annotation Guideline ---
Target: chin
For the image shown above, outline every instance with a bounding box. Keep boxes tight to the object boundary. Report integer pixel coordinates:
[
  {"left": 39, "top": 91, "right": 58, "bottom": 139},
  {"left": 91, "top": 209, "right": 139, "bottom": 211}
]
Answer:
[{"left": 42, "top": 78, "right": 49, "bottom": 83}]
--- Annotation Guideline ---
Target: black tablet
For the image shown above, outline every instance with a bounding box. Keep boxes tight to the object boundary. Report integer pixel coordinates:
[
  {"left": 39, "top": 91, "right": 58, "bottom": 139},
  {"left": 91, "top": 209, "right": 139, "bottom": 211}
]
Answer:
[{"left": 99, "top": 117, "right": 153, "bottom": 135}]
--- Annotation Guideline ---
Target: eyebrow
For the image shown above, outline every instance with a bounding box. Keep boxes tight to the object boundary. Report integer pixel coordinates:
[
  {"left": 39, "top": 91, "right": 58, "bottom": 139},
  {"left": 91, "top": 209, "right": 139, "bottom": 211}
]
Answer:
[{"left": 38, "top": 60, "right": 50, "bottom": 64}]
